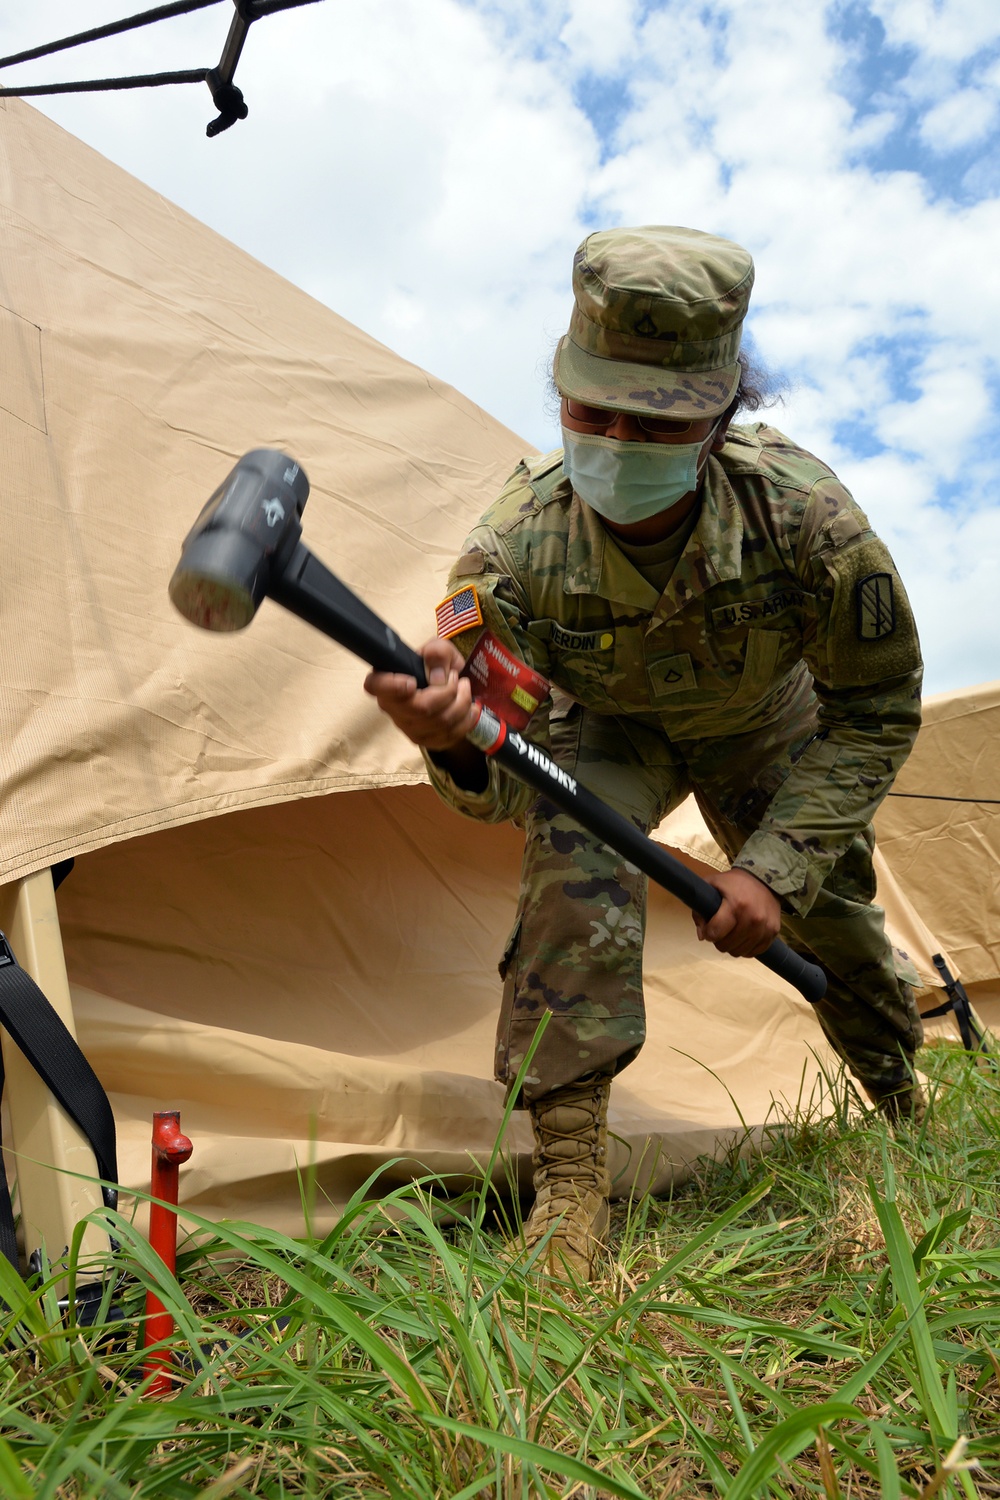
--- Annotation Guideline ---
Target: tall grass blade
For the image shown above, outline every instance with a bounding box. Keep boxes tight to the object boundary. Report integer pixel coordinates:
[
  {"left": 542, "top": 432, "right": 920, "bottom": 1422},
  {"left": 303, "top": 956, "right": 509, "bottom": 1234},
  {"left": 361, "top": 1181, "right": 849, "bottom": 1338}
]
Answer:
[
  {"left": 726, "top": 1401, "right": 867, "bottom": 1500},
  {"left": 868, "top": 1180, "right": 957, "bottom": 1443},
  {"left": 420, "top": 1412, "right": 648, "bottom": 1499}
]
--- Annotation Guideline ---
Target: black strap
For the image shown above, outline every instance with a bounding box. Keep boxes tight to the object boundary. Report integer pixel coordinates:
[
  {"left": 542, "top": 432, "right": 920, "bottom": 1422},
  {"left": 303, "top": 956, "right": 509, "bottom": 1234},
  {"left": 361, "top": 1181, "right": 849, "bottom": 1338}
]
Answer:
[
  {"left": 923, "top": 953, "right": 991, "bottom": 1057},
  {"left": 0, "top": 1047, "right": 19, "bottom": 1269},
  {"left": 0, "top": 929, "right": 118, "bottom": 1270}
]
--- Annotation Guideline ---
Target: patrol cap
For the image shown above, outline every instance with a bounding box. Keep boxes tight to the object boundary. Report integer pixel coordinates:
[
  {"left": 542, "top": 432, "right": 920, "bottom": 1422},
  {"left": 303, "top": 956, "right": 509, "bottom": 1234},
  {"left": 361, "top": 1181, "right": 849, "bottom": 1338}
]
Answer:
[{"left": 553, "top": 225, "right": 754, "bottom": 420}]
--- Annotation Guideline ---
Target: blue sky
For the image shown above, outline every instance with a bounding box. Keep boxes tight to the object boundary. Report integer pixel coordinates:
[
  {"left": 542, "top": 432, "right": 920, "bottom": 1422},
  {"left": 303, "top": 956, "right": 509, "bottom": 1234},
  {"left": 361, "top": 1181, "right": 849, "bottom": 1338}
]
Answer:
[
  {"left": 3, "top": 0, "right": 1000, "bottom": 692},
  {"left": 833, "top": 0, "right": 1000, "bottom": 198}
]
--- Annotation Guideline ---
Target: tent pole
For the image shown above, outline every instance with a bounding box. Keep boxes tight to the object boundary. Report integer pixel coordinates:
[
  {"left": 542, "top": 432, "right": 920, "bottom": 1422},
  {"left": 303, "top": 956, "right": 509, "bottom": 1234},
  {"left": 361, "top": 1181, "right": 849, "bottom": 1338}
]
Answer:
[{"left": 0, "top": 869, "right": 108, "bottom": 1287}]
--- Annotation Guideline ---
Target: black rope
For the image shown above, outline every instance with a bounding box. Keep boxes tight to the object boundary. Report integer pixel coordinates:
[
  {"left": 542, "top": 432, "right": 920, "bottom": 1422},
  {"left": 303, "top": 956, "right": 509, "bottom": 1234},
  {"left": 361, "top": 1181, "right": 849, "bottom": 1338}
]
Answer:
[
  {"left": 887, "top": 793, "right": 1000, "bottom": 805},
  {"left": 0, "top": 70, "right": 208, "bottom": 98},
  {"left": 247, "top": 0, "right": 325, "bottom": 13},
  {"left": 0, "top": 0, "right": 224, "bottom": 71},
  {"left": 0, "top": 0, "right": 325, "bottom": 135}
]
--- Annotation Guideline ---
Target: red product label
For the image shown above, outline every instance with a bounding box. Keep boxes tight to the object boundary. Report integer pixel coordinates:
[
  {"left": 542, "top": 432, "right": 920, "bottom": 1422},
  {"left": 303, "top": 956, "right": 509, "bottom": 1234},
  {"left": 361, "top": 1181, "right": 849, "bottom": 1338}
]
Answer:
[{"left": 460, "top": 630, "right": 550, "bottom": 731}]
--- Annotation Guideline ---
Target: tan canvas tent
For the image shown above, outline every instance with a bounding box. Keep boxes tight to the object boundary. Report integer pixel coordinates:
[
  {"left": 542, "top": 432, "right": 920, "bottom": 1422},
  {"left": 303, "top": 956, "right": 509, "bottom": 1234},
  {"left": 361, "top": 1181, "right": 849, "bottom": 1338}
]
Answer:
[
  {"left": 0, "top": 100, "right": 987, "bottom": 1242},
  {"left": 875, "top": 680, "right": 1000, "bottom": 1036}
]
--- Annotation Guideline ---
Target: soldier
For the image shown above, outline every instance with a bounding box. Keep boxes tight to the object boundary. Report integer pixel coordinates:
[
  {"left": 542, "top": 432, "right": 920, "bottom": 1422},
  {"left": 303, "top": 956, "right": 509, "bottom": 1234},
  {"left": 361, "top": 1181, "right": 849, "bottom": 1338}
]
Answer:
[{"left": 365, "top": 225, "right": 925, "bottom": 1280}]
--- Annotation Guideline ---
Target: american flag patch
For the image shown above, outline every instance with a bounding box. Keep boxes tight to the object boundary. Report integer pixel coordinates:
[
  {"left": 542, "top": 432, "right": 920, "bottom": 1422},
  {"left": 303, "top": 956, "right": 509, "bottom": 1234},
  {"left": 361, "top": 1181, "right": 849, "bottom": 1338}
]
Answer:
[{"left": 435, "top": 585, "right": 483, "bottom": 639}]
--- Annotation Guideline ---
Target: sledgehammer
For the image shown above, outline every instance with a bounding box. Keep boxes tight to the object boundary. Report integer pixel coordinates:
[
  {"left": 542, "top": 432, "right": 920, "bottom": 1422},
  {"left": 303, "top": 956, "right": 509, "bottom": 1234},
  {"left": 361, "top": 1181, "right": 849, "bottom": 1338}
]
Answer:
[{"left": 169, "top": 450, "right": 826, "bottom": 1004}]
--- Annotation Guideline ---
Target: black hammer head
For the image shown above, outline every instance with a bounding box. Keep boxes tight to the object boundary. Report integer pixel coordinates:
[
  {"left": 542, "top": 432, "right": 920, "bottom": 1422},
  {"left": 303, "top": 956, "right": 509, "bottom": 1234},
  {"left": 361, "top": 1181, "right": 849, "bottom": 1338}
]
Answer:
[{"left": 169, "top": 450, "right": 309, "bottom": 631}]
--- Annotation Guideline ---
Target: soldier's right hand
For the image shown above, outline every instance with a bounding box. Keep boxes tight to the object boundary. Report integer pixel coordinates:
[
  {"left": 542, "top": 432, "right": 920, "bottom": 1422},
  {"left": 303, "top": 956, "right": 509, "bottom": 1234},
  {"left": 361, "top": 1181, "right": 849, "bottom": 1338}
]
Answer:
[{"left": 363, "top": 636, "right": 478, "bottom": 752}]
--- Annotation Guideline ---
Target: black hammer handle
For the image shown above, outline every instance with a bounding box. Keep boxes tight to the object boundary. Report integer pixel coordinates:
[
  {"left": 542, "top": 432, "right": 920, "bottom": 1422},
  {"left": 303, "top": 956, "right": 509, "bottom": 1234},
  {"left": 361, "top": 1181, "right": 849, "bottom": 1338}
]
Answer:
[
  {"left": 489, "top": 728, "right": 825, "bottom": 1002},
  {"left": 272, "top": 544, "right": 826, "bottom": 1004}
]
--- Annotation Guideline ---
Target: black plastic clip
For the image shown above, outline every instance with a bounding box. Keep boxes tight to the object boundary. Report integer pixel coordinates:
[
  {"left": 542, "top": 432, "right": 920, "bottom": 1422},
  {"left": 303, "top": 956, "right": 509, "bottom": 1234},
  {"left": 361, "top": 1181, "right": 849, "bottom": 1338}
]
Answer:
[
  {"left": 206, "top": 73, "right": 248, "bottom": 136},
  {"left": 0, "top": 931, "right": 15, "bottom": 968},
  {"left": 204, "top": 0, "right": 256, "bottom": 136}
]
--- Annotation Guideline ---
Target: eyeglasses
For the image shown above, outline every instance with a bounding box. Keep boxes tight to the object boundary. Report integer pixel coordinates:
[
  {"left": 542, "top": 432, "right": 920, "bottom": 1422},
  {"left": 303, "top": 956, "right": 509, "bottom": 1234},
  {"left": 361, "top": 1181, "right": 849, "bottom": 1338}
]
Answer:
[{"left": 564, "top": 399, "right": 698, "bottom": 437}]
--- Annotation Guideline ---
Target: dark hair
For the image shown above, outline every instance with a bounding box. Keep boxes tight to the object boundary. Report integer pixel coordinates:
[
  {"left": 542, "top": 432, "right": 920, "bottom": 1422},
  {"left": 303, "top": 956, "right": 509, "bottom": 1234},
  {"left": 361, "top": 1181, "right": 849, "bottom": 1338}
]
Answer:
[{"left": 723, "top": 345, "right": 784, "bottom": 427}]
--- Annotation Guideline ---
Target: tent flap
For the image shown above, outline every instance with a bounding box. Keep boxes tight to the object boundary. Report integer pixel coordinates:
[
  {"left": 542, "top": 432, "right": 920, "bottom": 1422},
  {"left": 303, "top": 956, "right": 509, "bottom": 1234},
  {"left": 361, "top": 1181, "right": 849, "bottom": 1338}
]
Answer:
[{"left": 0, "top": 99, "right": 527, "bottom": 884}]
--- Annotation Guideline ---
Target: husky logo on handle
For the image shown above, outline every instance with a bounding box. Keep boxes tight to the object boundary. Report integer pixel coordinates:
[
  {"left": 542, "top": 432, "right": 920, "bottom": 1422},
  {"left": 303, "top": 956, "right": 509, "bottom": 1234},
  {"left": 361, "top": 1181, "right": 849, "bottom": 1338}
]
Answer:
[{"left": 262, "top": 497, "right": 286, "bottom": 528}]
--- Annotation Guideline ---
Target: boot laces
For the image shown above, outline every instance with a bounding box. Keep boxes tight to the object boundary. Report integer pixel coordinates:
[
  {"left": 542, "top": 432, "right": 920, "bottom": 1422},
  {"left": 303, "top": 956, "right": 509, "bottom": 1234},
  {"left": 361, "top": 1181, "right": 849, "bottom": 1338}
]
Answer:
[{"left": 531, "top": 1080, "right": 609, "bottom": 1191}]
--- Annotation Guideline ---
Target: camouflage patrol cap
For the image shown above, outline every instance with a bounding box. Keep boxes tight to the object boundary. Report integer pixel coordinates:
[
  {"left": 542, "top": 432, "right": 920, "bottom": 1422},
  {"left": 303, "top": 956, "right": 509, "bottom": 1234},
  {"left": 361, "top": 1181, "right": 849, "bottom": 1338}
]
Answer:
[{"left": 553, "top": 225, "right": 754, "bottom": 420}]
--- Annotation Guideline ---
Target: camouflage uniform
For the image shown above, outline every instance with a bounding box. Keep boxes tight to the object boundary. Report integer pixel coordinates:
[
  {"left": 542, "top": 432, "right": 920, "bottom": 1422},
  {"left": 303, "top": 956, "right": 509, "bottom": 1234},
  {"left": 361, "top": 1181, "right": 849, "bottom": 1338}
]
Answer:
[{"left": 425, "top": 421, "right": 924, "bottom": 1103}]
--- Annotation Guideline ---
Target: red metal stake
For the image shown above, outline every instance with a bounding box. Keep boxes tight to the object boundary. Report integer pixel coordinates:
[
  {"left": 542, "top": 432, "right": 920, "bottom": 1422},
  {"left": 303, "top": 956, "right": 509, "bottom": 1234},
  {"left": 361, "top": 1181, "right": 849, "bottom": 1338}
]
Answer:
[{"left": 142, "top": 1110, "right": 193, "bottom": 1396}]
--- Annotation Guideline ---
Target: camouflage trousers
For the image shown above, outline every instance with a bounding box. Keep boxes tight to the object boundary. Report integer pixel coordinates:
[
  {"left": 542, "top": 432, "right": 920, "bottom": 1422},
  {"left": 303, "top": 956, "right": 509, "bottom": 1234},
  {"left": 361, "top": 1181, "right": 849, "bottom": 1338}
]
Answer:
[{"left": 496, "top": 699, "right": 924, "bottom": 1104}]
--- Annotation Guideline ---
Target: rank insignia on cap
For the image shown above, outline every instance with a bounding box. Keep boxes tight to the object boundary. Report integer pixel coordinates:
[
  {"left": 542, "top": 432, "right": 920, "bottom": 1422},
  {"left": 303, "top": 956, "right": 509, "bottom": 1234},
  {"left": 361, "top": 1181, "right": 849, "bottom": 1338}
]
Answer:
[
  {"left": 856, "top": 572, "right": 895, "bottom": 640},
  {"left": 436, "top": 585, "right": 483, "bottom": 639}
]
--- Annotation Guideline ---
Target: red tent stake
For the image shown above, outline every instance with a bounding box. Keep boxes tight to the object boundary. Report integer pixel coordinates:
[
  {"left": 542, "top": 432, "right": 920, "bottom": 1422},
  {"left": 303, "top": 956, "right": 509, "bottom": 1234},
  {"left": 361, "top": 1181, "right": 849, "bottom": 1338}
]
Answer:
[{"left": 142, "top": 1110, "right": 193, "bottom": 1396}]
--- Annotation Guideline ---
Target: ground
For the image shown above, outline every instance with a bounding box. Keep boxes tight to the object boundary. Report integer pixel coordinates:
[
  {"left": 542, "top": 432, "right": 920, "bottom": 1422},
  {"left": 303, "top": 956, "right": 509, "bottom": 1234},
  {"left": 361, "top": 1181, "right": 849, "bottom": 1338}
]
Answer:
[{"left": 1, "top": 1041, "right": 998, "bottom": 1498}]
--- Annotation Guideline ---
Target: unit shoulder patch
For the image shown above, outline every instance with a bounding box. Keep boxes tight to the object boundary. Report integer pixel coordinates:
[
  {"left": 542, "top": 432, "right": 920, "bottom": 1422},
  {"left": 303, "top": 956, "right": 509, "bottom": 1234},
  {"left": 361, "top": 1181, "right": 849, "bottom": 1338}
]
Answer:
[
  {"left": 856, "top": 572, "right": 895, "bottom": 640},
  {"left": 825, "top": 536, "right": 920, "bottom": 686},
  {"left": 435, "top": 585, "right": 484, "bottom": 639}
]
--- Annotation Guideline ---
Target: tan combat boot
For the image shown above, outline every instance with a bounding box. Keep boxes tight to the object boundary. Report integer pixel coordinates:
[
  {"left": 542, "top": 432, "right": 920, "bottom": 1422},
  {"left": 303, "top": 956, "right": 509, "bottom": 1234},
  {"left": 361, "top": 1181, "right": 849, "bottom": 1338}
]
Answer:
[{"left": 522, "top": 1075, "right": 612, "bottom": 1282}]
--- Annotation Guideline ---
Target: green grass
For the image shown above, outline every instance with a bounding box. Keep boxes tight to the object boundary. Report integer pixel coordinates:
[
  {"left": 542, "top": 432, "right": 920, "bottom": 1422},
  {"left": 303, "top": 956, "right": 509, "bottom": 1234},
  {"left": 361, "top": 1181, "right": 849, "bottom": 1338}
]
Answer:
[{"left": 1, "top": 1042, "right": 998, "bottom": 1498}]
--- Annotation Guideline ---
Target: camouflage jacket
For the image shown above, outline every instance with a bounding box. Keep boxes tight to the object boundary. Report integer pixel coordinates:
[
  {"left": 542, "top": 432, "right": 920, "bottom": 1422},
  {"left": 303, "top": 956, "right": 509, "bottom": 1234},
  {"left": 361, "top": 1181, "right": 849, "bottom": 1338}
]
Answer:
[{"left": 425, "top": 423, "right": 922, "bottom": 916}]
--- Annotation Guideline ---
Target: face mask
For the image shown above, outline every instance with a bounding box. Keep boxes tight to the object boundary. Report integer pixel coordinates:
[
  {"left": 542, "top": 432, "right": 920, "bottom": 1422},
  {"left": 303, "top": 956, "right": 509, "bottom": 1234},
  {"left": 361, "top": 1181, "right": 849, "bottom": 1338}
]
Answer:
[{"left": 561, "top": 424, "right": 718, "bottom": 524}]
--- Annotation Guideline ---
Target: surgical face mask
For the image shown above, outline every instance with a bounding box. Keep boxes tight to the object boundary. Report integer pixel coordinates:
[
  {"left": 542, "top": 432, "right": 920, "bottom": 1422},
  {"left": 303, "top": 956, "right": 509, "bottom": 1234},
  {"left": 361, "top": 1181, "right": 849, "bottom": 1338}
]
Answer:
[{"left": 561, "top": 424, "right": 718, "bottom": 524}]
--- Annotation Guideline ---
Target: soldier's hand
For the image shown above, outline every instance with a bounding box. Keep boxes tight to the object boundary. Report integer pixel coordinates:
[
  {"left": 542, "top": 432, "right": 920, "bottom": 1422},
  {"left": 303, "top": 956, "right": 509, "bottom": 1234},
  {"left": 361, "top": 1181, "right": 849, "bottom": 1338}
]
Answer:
[
  {"left": 694, "top": 868, "right": 781, "bottom": 958},
  {"left": 363, "top": 636, "right": 478, "bottom": 752}
]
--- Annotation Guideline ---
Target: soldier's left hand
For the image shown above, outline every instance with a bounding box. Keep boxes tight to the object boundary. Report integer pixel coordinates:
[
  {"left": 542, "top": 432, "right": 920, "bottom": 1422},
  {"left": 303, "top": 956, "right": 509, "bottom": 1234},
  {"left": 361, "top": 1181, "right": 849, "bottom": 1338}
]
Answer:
[{"left": 694, "top": 868, "right": 781, "bottom": 958}]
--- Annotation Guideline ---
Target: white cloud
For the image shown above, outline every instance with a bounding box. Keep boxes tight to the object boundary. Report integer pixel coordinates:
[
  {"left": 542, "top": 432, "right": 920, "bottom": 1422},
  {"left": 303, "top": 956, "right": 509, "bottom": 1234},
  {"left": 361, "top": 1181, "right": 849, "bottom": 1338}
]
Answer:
[
  {"left": 920, "top": 85, "right": 998, "bottom": 150},
  {"left": 4, "top": 0, "right": 1000, "bottom": 691},
  {"left": 875, "top": 355, "right": 991, "bottom": 471},
  {"left": 868, "top": 0, "right": 1000, "bottom": 62},
  {"left": 558, "top": 0, "right": 642, "bottom": 74}
]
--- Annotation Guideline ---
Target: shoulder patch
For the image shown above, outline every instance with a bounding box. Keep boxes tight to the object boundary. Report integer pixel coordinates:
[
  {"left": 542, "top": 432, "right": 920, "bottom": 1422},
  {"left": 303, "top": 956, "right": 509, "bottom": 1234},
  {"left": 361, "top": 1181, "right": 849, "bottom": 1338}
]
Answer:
[
  {"left": 856, "top": 572, "right": 895, "bottom": 640},
  {"left": 823, "top": 536, "right": 920, "bottom": 686},
  {"left": 435, "top": 585, "right": 483, "bottom": 639},
  {"left": 454, "top": 550, "right": 486, "bottom": 577}
]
